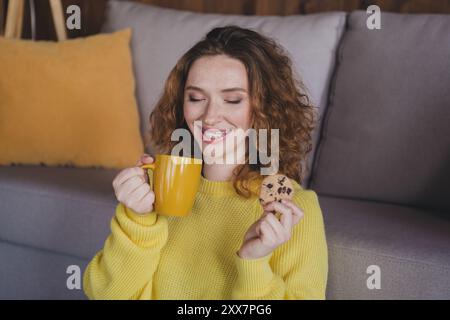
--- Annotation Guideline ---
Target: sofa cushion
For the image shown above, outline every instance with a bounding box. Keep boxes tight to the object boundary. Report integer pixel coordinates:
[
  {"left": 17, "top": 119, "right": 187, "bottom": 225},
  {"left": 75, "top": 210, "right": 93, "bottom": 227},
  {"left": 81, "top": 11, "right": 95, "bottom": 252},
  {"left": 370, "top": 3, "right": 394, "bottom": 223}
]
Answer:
[
  {"left": 321, "top": 195, "right": 450, "bottom": 299},
  {"left": 0, "top": 241, "right": 88, "bottom": 299},
  {"left": 311, "top": 11, "right": 450, "bottom": 212},
  {"left": 0, "top": 166, "right": 119, "bottom": 259},
  {"left": 101, "top": 0, "right": 346, "bottom": 186}
]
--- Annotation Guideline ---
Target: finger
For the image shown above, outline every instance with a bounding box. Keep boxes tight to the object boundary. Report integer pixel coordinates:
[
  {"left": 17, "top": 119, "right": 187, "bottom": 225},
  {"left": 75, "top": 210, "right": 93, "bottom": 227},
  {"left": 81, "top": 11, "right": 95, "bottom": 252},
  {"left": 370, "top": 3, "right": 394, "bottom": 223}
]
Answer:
[
  {"left": 262, "top": 202, "right": 282, "bottom": 221},
  {"left": 281, "top": 199, "right": 304, "bottom": 224},
  {"left": 137, "top": 155, "right": 154, "bottom": 166},
  {"left": 244, "top": 220, "right": 260, "bottom": 242},
  {"left": 141, "top": 154, "right": 154, "bottom": 164},
  {"left": 267, "top": 201, "right": 293, "bottom": 232},
  {"left": 114, "top": 167, "right": 145, "bottom": 188},
  {"left": 135, "top": 153, "right": 149, "bottom": 166},
  {"left": 124, "top": 183, "right": 150, "bottom": 210},
  {"left": 263, "top": 201, "right": 291, "bottom": 219},
  {"left": 135, "top": 154, "right": 154, "bottom": 166},
  {"left": 260, "top": 221, "right": 277, "bottom": 247},
  {"left": 113, "top": 167, "right": 145, "bottom": 188},
  {"left": 116, "top": 176, "right": 145, "bottom": 200},
  {"left": 265, "top": 213, "right": 290, "bottom": 242},
  {"left": 138, "top": 155, "right": 154, "bottom": 183},
  {"left": 263, "top": 200, "right": 279, "bottom": 213},
  {"left": 129, "top": 183, "right": 151, "bottom": 204},
  {"left": 134, "top": 191, "right": 155, "bottom": 214},
  {"left": 261, "top": 210, "right": 271, "bottom": 218},
  {"left": 140, "top": 190, "right": 155, "bottom": 206}
]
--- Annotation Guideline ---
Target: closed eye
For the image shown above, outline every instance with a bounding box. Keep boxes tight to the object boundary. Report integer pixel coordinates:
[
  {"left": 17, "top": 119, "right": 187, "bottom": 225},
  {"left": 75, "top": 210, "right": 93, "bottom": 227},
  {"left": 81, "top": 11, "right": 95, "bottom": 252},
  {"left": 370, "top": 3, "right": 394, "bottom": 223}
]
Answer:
[
  {"left": 189, "top": 97, "right": 205, "bottom": 102},
  {"left": 225, "top": 100, "right": 242, "bottom": 104}
]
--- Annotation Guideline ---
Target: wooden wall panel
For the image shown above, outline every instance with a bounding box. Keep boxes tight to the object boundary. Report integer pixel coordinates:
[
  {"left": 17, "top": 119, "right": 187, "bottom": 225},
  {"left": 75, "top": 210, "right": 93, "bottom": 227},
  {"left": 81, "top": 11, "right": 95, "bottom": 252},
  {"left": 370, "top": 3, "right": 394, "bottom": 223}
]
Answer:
[
  {"left": 253, "top": 0, "right": 302, "bottom": 15},
  {"left": 134, "top": 0, "right": 450, "bottom": 15},
  {"left": 3, "top": 0, "right": 450, "bottom": 40},
  {"left": 303, "top": 0, "right": 363, "bottom": 13},
  {"left": 139, "top": 0, "right": 254, "bottom": 14},
  {"left": 0, "top": 0, "right": 4, "bottom": 35},
  {"left": 366, "top": 0, "right": 450, "bottom": 14}
]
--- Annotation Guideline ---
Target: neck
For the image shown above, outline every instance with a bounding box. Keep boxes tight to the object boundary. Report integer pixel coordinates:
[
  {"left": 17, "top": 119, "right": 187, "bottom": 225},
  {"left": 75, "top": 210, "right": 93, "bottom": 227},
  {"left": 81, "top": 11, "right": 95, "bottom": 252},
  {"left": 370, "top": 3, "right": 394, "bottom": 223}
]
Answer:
[{"left": 202, "top": 163, "right": 239, "bottom": 182}]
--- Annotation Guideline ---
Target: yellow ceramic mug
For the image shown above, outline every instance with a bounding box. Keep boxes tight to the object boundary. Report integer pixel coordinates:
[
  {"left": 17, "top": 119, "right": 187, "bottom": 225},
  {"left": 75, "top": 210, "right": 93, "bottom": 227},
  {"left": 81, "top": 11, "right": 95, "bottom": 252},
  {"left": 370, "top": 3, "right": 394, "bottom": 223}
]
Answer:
[{"left": 141, "top": 154, "right": 202, "bottom": 217}]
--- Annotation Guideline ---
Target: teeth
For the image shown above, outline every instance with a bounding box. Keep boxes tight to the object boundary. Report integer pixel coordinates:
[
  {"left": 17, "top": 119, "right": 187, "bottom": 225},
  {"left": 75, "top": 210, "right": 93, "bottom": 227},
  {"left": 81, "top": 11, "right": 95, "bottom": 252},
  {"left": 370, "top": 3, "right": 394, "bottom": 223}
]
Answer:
[
  {"left": 204, "top": 130, "right": 223, "bottom": 141},
  {"left": 203, "top": 129, "right": 229, "bottom": 141}
]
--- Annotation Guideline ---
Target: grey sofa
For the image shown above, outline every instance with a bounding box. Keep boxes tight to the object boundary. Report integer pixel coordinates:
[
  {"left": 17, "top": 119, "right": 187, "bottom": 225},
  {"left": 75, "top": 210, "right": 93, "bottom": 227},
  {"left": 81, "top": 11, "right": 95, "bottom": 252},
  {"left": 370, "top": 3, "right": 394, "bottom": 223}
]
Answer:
[{"left": 1, "top": 1, "right": 449, "bottom": 299}]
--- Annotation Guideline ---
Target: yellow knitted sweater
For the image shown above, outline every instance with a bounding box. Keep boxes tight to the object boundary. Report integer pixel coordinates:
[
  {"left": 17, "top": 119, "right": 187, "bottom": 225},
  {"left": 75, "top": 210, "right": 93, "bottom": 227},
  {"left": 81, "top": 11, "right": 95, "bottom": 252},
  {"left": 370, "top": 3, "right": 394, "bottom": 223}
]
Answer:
[{"left": 83, "top": 176, "right": 328, "bottom": 300}]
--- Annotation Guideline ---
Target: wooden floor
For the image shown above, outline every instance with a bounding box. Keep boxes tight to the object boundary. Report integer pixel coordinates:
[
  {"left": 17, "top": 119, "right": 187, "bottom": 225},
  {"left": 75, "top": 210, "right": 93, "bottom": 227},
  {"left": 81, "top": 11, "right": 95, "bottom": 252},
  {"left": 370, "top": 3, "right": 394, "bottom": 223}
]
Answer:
[{"left": 2, "top": 0, "right": 450, "bottom": 40}]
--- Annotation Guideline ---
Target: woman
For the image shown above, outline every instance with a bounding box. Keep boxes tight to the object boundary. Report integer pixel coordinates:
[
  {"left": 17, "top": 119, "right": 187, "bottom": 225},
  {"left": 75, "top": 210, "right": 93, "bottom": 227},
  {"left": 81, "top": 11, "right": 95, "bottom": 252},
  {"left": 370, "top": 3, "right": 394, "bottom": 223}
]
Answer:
[{"left": 83, "top": 26, "right": 328, "bottom": 300}]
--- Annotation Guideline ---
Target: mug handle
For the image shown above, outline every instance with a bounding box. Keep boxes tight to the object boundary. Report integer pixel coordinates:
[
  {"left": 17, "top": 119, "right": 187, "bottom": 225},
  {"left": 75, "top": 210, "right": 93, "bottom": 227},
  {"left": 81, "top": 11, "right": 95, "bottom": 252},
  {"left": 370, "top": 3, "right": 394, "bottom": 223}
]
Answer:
[{"left": 140, "top": 164, "right": 156, "bottom": 191}]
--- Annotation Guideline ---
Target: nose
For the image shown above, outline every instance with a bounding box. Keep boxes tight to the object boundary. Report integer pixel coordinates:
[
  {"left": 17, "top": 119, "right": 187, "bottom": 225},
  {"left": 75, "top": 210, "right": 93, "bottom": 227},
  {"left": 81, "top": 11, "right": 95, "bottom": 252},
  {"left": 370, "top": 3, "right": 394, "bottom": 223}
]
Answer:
[{"left": 203, "top": 99, "right": 222, "bottom": 125}]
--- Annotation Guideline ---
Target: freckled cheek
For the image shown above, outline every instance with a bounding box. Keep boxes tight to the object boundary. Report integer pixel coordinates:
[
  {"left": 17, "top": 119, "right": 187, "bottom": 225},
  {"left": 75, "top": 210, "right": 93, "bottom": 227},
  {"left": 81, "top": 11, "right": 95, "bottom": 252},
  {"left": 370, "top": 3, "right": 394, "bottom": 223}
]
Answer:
[
  {"left": 183, "top": 104, "right": 204, "bottom": 138},
  {"left": 229, "top": 106, "right": 251, "bottom": 129},
  {"left": 183, "top": 104, "right": 203, "bottom": 123}
]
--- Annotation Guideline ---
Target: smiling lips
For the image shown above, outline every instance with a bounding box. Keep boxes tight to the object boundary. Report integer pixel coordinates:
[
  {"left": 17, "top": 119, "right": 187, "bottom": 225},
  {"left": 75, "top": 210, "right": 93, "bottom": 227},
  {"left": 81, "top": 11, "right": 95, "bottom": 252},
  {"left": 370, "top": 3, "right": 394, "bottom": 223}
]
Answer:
[{"left": 201, "top": 127, "right": 232, "bottom": 144}]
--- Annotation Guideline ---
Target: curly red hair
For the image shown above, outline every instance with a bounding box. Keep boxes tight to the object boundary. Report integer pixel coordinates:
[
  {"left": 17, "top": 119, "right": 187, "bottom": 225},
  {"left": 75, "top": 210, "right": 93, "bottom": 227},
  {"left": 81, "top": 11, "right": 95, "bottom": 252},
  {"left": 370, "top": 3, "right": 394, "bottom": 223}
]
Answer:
[{"left": 149, "top": 26, "right": 317, "bottom": 197}]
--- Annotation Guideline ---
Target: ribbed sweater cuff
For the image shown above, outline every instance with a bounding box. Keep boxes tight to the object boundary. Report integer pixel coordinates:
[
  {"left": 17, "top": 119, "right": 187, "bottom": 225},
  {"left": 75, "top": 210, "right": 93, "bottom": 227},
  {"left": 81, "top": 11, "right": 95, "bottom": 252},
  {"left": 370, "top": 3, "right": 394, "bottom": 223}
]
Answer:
[
  {"left": 115, "top": 203, "right": 167, "bottom": 247},
  {"left": 233, "top": 252, "right": 275, "bottom": 294},
  {"left": 124, "top": 205, "right": 158, "bottom": 226}
]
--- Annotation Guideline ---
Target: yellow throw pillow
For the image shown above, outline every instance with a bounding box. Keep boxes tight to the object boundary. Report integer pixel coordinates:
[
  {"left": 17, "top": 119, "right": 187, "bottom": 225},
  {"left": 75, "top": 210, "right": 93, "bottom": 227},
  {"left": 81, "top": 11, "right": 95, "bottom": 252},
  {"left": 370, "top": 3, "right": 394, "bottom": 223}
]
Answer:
[{"left": 0, "top": 29, "right": 144, "bottom": 168}]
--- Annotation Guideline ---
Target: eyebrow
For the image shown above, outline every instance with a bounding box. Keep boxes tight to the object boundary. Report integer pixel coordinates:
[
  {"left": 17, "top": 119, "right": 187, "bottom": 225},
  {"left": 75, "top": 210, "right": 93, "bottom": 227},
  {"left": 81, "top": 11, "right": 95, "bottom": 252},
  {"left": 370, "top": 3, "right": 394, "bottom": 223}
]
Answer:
[{"left": 185, "top": 85, "right": 247, "bottom": 93}]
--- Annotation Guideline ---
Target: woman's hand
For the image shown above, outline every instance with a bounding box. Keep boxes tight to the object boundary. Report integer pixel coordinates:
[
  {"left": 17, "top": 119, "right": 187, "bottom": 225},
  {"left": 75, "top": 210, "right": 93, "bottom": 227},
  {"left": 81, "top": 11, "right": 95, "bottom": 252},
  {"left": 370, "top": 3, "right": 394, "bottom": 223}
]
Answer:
[
  {"left": 112, "top": 154, "right": 155, "bottom": 215},
  {"left": 237, "top": 200, "right": 304, "bottom": 260}
]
